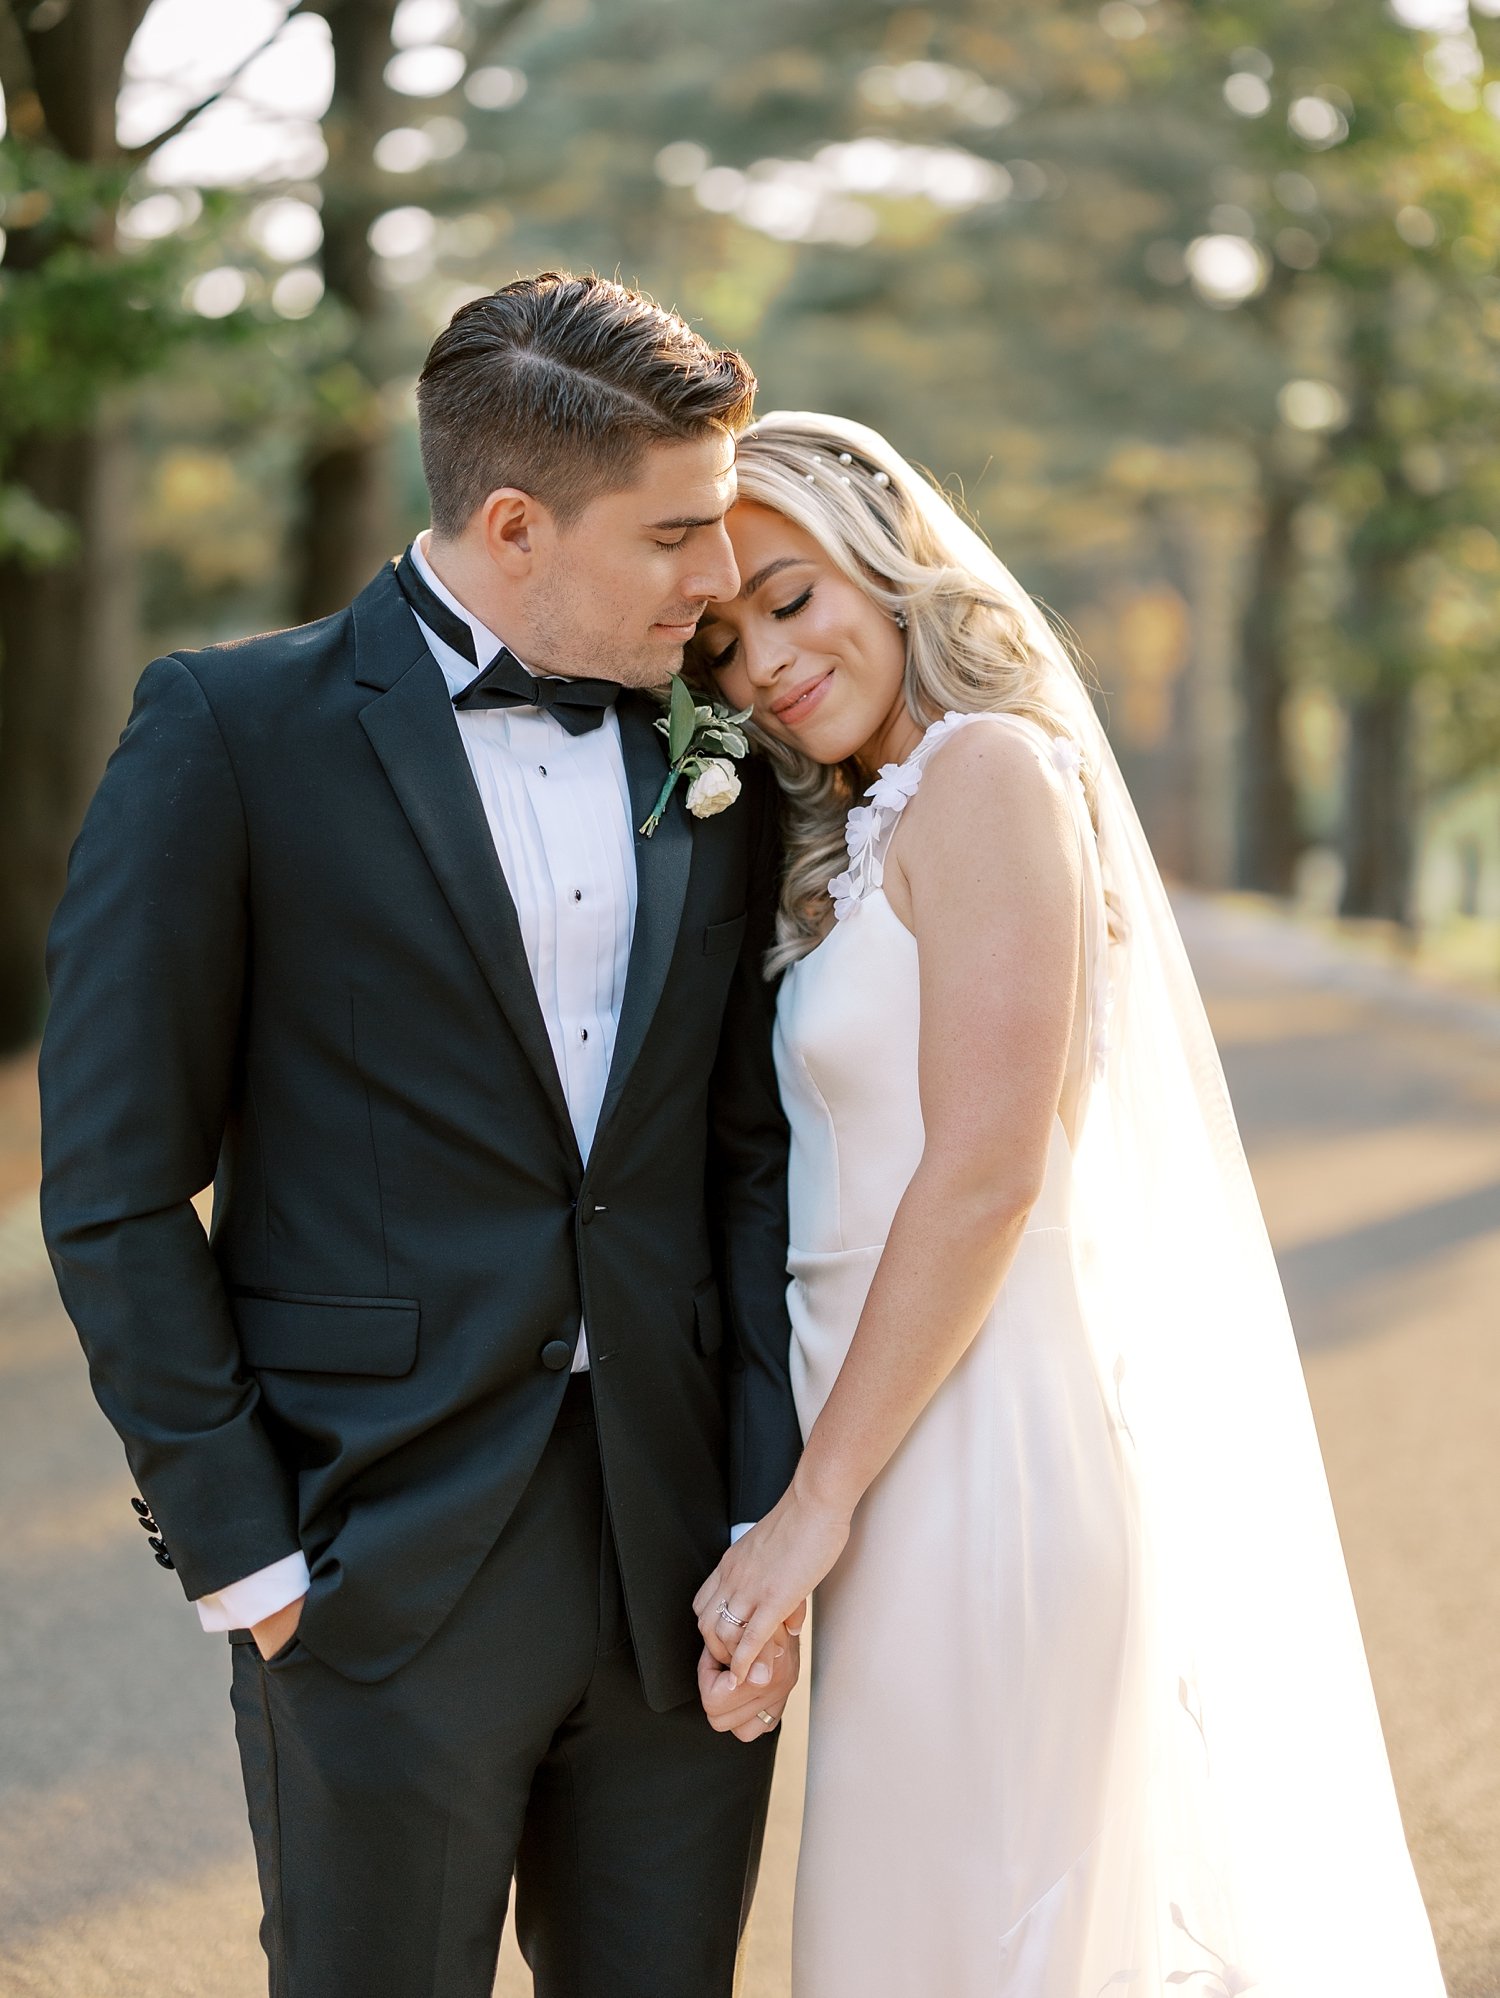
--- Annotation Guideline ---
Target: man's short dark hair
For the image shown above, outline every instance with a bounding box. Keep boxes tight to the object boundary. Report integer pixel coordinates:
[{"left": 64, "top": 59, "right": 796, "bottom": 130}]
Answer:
[{"left": 415, "top": 271, "right": 757, "bottom": 535}]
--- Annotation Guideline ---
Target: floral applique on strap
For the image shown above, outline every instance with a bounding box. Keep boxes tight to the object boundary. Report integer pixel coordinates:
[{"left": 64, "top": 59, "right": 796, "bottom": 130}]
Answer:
[{"left": 827, "top": 753, "right": 925, "bottom": 921}]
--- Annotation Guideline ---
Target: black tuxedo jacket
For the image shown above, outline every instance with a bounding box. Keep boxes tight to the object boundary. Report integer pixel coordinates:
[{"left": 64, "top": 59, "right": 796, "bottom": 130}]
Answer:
[{"left": 39, "top": 562, "right": 801, "bottom": 1709}]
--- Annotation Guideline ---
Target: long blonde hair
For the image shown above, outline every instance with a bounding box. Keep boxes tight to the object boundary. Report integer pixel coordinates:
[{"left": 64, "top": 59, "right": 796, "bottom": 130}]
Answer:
[{"left": 695, "top": 411, "right": 1096, "bottom": 974}]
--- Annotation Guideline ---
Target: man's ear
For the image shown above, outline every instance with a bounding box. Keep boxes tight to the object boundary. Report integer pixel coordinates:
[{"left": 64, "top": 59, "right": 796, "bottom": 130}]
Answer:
[{"left": 479, "top": 487, "right": 549, "bottom": 577}]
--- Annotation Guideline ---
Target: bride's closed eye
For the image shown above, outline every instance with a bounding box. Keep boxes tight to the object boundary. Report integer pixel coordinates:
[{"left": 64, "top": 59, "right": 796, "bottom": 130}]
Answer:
[{"left": 701, "top": 588, "right": 816, "bottom": 674}]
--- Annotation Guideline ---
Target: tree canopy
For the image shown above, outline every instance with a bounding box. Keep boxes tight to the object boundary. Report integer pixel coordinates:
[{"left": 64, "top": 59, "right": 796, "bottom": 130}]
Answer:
[{"left": 0, "top": 0, "right": 1497, "bottom": 1045}]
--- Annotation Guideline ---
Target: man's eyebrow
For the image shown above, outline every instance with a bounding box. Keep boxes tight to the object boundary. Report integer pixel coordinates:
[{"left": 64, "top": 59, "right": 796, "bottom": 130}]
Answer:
[
  {"left": 643, "top": 512, "right": 728, "bottom": 531},
  {"left": 739, "top": 555, "right": 811, "bottom": 599}
]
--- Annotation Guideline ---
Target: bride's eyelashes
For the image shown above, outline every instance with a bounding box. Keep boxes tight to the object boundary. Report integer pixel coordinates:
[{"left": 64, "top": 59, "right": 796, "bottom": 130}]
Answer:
[
  {"left": 702, "top": 587, "right": 817, "bottom": 674},
  {"left": 773, "top": 587, "right": 814, "bottom": 622}
]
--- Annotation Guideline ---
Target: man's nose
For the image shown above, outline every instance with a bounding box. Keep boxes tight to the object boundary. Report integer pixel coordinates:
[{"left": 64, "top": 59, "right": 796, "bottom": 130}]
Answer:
[{"left": 691, "top": 523, "right": 741, "bottom": 606}]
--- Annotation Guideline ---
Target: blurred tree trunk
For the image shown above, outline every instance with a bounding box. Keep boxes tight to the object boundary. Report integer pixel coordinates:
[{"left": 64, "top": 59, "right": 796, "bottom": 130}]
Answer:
[
  {"left": 1339, "top": 501, "right": 1416, "bottom": 923},
  {"left": 1235, "top": 467, "right": 1301, "bottom": 896},
  {"left": 0, "top": 419, "right": 140, "bottom": 1045},
  {"left": 292, "top": 0, "right": 402, "bottom": 623},
  {"left": 0, "top": 0, "right": 151, "bottom": 1051},
  {"left": 1340, "top": 676, "right": 1413, "bottom": 923},
  {"left": 1336, "top": 311, "right": 1416, "bottom": 926}
]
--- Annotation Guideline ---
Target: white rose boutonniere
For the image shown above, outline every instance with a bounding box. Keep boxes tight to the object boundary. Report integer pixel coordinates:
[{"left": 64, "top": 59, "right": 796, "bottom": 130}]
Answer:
[
  {"left": 640, "top": 673, "right": 752, "bottom": 838},
  {"left": 685, "top": 758, "right": 741, "bottom": 818}
]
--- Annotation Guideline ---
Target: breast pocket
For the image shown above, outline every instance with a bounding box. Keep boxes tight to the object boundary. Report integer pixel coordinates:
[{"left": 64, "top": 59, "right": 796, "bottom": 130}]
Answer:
[
  {"left": 702, "top": 913, "right": 748, "bottom": 957},
  {"left": 230, "top": 1290, "right": 420, "bottom": 1377}
]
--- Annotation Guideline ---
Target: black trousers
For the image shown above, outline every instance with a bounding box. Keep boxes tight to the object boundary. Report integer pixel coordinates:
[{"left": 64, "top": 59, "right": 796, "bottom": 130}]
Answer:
[{"left": 229, "top": 1376, "right": 777, "bottom": 1997}]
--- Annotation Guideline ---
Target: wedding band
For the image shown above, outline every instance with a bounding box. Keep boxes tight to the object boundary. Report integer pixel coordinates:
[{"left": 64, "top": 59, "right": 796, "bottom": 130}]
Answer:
[
  {"left": 716, "top": 1599, "right": 749, "bottom": 1629},
  {"left": 756, "top": 1709, "right": 778, "bottom": 1729}
]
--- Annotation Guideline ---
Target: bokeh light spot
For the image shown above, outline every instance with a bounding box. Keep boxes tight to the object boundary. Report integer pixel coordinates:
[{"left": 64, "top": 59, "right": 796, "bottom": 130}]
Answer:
[
  {"left": 465, "top": 66, "right": 526, "bottom": 109},
  {"left": 368, "top": 205, "right": 437, "bottom": 258},
  {"left": 1278, "top": 379, "right": 1348, "bottom": 432},
  {"left": 1224, "top": 73, "right": 1272, "bottom": 118},
  {"left": 271, "top": 266, "right": 325, "bottom": 318},
  {"left": 1186, "top": 233, "right": 1267, "bottom": 304},
  {"left": 247, "top": 196, "right": 323, "bottom": 263},
  {"left": 187, "top": 266, "right": 247, "bottom": 318},
  {"left": 385, "top": 45, "right": 466, "bottom": 98}
]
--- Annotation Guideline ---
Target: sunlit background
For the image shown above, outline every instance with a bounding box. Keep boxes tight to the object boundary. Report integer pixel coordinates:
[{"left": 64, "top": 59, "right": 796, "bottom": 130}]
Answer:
[
  {"left": 2, "top": 0, "right": 1499, "bottom": 1055},
  {"left": 2, "top": 8, "right": 1500, "bottom": 1996}
]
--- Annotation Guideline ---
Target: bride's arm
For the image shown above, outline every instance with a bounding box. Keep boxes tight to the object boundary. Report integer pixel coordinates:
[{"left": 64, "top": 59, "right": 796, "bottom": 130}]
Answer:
[{"left": 695, "top": 722, "right": 1080, "bottom": 1679}]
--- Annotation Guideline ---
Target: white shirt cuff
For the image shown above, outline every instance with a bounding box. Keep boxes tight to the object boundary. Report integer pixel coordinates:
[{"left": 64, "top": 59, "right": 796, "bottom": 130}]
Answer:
[
  {"left": 194, "top": 1551, "right": 311, "bottom": 1633},
  {"left": 198, "top": 1523, "right": 747, "bottom": 1629}
]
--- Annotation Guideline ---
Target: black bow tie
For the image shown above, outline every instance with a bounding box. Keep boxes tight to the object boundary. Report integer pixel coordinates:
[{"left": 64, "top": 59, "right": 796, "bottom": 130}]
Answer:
[{"left": 394, "top": 546, "right": 621, "bottom": 737}]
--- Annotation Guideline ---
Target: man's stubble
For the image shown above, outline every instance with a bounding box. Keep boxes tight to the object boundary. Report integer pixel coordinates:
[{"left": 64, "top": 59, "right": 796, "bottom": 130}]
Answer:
[{"left": 527, "top": 565, "right": 685, "bottom": 693}]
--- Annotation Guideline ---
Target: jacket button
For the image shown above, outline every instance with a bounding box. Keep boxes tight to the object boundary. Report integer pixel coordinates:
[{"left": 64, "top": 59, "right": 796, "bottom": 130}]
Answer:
[{"left": 540, "top": 1339, "right": 573, "bottom": 1371}]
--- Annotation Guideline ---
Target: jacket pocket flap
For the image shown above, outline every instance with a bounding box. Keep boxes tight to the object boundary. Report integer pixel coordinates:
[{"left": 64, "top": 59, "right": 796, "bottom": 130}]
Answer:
[
  {"left": 231, "top": 1292, "right": 419, "bottom": 1377},
  {"left": 693, "top": 1280, "right": 724, "bottom": 1356},
  {"left": 702, "top": 913, "right": 748, "bottom": 956}
]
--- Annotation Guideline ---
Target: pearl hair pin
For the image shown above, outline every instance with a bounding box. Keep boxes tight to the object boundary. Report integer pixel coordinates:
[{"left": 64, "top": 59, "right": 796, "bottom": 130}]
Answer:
[{"left": 803, "top": 450, "right": 895, "bottom": 492}]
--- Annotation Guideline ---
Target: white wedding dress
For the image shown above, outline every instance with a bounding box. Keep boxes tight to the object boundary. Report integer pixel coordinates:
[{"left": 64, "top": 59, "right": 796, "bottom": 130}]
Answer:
[
  {"left": 774, "top": 707, "right": 1448, "bottom": 1996},
  {"left": 777, "top": 711, "right": 1135, "bottom": 1996}
]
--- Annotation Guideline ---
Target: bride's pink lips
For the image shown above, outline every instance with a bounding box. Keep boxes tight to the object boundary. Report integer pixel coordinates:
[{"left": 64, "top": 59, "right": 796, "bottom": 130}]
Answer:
[{"left": 770, "top": 669, "right": 834, "bottom": 727}]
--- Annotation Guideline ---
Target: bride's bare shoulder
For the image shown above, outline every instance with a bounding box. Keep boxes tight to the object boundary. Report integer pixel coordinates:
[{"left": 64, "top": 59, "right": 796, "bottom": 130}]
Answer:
[
  {"left": 879, "top": 714, "right": 1078, "bottom": 936},
  {"left": 903, "top": 714, "right": 1075, "bottom": 854}
]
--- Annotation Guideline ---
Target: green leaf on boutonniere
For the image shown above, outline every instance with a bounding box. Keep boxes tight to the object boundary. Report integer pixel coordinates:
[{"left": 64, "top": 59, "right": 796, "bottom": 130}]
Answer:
[
  {"left": 700, "top": 722, "right": 749, "bottom": 758},
  {"left": 667, "top": 672, "right": 698, "bottom": 763}
]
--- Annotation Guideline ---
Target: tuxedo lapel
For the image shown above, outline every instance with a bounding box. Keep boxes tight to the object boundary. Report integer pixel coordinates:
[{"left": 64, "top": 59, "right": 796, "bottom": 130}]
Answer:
[
  {"left": 595, "top": 691, "right": 694, "bottom": 1146},
  {"left": 352, "top": 566, "right": 582, "bottom": 1170}
]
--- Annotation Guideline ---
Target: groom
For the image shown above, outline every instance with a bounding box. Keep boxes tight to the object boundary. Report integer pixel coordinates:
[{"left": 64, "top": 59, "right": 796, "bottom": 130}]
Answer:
[{"left": 39, "top": 272, "right": 803, "bottom": 1996}]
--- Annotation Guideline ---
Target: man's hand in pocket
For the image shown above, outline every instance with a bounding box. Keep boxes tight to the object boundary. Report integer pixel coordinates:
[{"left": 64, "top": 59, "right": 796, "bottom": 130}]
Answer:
[{"left": 252, "top": 1592, "right": 307, "bottom": 1661}]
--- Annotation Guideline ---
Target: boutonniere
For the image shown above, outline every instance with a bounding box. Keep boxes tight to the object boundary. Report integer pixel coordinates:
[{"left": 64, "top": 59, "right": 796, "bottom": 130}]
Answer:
[{"left": 639, "top": 673, "right": 752, "bottom": 837}]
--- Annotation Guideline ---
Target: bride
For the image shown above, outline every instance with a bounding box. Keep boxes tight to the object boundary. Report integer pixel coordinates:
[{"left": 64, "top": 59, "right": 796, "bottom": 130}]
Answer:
[{"left": 689, "top": 412, "right": 1448, "bottom": 1997}]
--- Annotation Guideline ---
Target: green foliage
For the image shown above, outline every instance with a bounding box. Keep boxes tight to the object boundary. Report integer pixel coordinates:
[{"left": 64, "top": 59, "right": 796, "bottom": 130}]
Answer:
[
  {"left": 0, "top": 137, "right": 257, "bottom": 560},
  {"left": 11, "top": 0, "right": 1490, "bottom": 802},
  {"left": 457, "top": 0, "right": 1499, "bottom": 797},
  {"left": 2, "top": 143, "right": 195, "bottom": 433}
]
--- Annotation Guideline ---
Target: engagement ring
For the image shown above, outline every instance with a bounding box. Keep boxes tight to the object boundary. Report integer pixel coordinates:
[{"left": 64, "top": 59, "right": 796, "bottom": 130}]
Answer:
[{"left": 716, "top": 1599, "right": 749, "bottom": 1629}]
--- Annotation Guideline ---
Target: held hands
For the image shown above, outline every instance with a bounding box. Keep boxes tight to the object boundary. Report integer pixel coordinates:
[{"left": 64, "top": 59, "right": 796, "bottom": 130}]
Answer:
[
  {"left": 693, "top": 1483, "right": 851, "bottom": 1688},
  {"left": 698, "top": 1620, "right": 802, "bottom": 1742}
]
